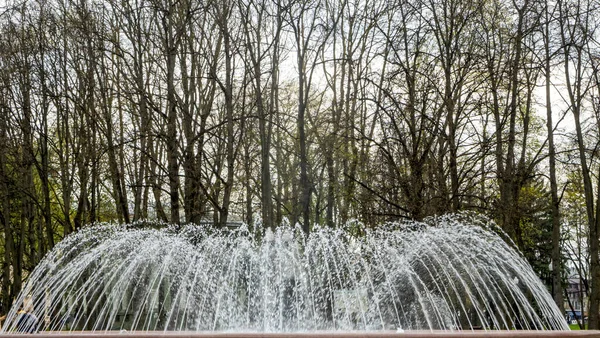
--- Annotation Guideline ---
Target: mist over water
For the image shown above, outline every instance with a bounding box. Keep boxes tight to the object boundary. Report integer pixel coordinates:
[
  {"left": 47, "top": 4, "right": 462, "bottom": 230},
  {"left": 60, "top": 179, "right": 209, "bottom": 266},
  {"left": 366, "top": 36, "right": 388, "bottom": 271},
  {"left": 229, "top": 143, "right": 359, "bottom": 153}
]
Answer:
[{"left": 1, "top": 214, "right": 569, "bottom": 332}]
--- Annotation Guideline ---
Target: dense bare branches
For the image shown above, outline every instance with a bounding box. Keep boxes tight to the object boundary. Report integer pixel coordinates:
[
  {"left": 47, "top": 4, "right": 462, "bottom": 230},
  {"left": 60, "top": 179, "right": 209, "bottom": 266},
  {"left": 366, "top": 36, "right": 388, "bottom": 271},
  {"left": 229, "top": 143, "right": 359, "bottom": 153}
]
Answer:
[{"left": 0, "top": 0, "right": 600, "bottom": 321}]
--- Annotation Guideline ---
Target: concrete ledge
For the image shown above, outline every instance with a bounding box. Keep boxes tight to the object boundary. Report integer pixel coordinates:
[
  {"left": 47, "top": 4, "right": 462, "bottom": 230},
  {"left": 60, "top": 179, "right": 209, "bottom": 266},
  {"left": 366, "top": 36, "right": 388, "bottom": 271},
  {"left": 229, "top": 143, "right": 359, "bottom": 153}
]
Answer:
[{"left": 2, "top": 332, "right": 600, "bottom": 338}]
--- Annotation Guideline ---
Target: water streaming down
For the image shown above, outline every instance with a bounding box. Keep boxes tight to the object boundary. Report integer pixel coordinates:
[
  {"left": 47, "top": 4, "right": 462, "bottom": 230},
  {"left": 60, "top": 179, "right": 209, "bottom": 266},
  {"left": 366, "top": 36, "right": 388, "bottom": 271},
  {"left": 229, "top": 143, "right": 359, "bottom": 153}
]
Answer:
[{"left": 1, "top": 214, "right": 569, "bottom": 332}]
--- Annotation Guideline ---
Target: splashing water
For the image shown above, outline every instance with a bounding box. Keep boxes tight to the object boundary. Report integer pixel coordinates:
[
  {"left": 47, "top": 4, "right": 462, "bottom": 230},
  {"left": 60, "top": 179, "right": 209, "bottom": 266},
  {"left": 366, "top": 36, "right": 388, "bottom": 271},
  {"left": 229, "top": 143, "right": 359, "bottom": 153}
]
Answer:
[{"left": 1, "top": 214, "right": 568, "bottom": 332}]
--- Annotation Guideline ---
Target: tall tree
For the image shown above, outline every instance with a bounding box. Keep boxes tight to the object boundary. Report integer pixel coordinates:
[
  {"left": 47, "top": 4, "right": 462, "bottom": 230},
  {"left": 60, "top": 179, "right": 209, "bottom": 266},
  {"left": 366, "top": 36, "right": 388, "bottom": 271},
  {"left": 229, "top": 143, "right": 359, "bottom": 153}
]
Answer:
[
  {"left": 287, "top": 0, "right": 334, "bottom": 232},
  {"left": 543, "top": 0, "right": 564, "bottom": 314},
  {"left": 558, "top": 0, "right": 600, "bottom": 327}
]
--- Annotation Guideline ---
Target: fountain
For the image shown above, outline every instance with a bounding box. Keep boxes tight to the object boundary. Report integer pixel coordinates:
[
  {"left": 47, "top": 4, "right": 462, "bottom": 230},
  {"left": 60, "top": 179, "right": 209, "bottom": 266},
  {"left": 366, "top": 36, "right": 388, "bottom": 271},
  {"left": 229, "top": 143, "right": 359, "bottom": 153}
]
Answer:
[{"left": 0, "top": 214, "right": 569, "bottom": 333}]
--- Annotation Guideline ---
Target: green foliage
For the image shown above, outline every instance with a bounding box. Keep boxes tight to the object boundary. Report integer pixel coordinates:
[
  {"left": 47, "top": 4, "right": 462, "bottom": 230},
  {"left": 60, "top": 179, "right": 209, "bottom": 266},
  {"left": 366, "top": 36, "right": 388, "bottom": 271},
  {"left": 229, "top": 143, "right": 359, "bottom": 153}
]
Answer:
[{"left": 517, "top": 181, "right": 554, "bottom": 287}]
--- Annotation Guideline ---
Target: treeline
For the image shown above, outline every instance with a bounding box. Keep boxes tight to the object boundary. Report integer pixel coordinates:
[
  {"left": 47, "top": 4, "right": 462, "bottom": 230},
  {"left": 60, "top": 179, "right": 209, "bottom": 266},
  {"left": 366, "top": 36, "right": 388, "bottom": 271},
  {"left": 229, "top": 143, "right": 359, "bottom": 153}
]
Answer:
[{"left": 0, "top": 0, "right": 599, "bottom": 325}]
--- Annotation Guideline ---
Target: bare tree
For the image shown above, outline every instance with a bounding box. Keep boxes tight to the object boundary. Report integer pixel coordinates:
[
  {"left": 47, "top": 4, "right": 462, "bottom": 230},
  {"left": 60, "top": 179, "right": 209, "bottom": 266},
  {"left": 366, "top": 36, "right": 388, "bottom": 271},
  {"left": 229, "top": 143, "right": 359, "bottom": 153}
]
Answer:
[{"left": 287, "top": 0, "right": 334, "bottom": 232}]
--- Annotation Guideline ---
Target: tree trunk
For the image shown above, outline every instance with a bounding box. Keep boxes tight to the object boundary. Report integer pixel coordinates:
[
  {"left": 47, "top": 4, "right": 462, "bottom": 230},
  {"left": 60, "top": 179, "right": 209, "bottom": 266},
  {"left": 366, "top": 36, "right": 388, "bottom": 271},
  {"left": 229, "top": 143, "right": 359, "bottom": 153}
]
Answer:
[
  {"left": 36, "top": 17, "right": 54, "bottom": 249},
  {"left": 257, "top": 41, "right": 274, "bottom": 232},
  {"left": 0, "top": 83, "right": 15, "bottom": 314},
  {"left": 219, "top": 1, "right": 235, "bottom": 228},
  {"left": 544, "top": 8, "right": 564, "bottom": 311},
  {"left": 164, "top": 3, "right": 181, "bottom": 224},
  {"left": 298, "top": 76, "right": 310, "bottom": 233},
  {"left": 133, "top": 23, "right": 150, "bottom": 221}
]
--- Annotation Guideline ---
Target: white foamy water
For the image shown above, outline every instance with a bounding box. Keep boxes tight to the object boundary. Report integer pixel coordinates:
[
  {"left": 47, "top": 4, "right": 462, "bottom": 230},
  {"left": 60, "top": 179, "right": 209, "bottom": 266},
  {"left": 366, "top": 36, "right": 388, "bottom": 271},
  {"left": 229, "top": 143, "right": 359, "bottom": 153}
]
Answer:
[{"left": 1, "top": 214, "right": 569, "bottom": 332}]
